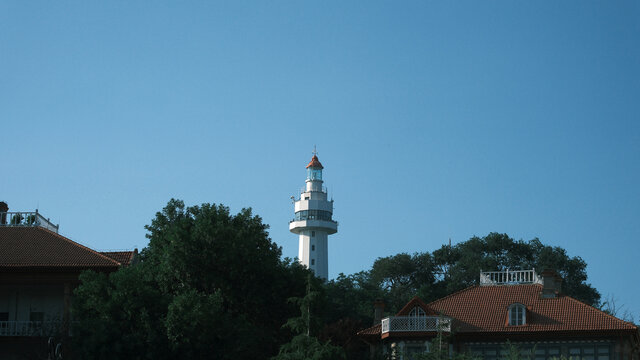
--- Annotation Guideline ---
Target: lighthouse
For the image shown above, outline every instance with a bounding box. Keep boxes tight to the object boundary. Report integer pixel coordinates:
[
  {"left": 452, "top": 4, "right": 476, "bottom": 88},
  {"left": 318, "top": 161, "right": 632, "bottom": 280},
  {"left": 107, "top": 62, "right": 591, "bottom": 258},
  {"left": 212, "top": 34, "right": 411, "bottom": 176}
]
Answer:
[{"left": 289, "top": 151, "right": 338, "bottom": 280}]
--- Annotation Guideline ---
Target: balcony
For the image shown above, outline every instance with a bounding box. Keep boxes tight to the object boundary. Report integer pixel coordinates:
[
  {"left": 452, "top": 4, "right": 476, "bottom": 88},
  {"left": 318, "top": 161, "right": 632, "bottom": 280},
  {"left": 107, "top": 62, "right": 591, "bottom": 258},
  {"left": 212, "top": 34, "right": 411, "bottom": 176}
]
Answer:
[
  {"left": 479, "top": 269, "right": 542, "bottom": 286},
  {"left": 0, "top": 210, "right": 59, "bottom": 233},
  {"left": 0, "top": 321, "right": 66, "bottom": 337},
  {"left": 381, "top": 316, "right": 451, "bottom": 334},
  {"left": 289, "top": 219, "right": 338, "bottom": 234}
]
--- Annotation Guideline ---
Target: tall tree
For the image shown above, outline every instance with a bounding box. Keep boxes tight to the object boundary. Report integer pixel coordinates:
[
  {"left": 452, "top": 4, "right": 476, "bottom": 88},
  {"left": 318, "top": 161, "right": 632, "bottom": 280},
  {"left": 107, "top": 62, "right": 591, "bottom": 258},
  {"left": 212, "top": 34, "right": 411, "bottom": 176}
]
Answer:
[
  {"left": 273, "top": 275, "right": 345, "bottom": 360},
  {"left": 431, "top": 233, "right": 600, "bottom": 306},
  {"left": 322, "top": 272, "right": 381, "bottom": 360},
  {"left": 73, "top": 199, "right": 309, "bottom": 359},
  {"left": 369, "top": 252, "right": 436, "bottom": 312},
  {"left": 365, "top": 233, "right": 600, "bottom": 314}
]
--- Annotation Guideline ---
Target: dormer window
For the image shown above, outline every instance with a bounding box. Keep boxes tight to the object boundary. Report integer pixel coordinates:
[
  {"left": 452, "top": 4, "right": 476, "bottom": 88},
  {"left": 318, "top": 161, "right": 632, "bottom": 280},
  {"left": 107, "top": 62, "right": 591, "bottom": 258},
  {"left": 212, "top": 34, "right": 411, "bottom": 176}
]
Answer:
[{"left": 508, "top": 303, "right": 526, "bottom": 326}]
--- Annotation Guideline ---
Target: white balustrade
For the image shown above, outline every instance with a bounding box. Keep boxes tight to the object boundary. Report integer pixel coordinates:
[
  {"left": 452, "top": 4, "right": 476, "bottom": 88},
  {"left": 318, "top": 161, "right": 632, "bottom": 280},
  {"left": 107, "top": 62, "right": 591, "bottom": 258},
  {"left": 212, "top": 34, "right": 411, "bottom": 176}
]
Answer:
[
  {"left": 0, "top": 211, "right": 59, "bottom": 233},
  {"left": 480, "top": 269, "right": 542, "bottom": 286},
  {"left": 0, "top": 321, "right": 66, "bottom": 336},
  {"left": 381, "top": 316, "right": 451, "bottom": 334}
]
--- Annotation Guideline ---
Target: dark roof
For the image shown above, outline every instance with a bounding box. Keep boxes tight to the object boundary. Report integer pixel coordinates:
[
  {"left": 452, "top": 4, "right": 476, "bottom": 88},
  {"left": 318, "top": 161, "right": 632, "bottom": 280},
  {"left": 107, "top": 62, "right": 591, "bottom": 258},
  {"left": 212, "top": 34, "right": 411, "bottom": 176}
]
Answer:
[
  {"left": 358, "top": 323, "right": 381, "bottom": 337},
  {"left": 428, "top": 284, "right": 637, "bottom": 333},
  {"left": 306, "top": 155, "right": 323, "bottom": 169},
  {"left": 0, "top": 227, "right": 122, "bottom": 269},
  {"left": 100, "top": 251, "right": 136, "bottom": 266}
]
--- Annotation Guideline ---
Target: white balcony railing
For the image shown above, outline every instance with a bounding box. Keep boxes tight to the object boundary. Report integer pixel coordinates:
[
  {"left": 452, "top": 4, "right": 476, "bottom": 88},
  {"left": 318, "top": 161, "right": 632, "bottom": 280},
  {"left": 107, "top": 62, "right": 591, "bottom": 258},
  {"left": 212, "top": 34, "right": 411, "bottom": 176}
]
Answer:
[
  {"left": 299, "top": 186, "right": 328, "bottom": 195},
  {"left": 381, "top": 316, "right": 451, "bottom": 334},
  {"left": 479, "top": 269, "right": 542, "bottom": 286},
  {"left": 0, "top": 321, "right": 65, "bottom": 337},
  {"left": 0, "top": 210, "right": 59, "bottom": 233}
]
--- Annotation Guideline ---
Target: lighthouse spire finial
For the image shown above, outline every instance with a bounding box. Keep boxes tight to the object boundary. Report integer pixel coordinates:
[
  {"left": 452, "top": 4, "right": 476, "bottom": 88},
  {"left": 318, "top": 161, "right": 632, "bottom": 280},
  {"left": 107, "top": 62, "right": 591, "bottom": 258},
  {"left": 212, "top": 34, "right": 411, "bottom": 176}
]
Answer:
[{"left": 312, "top": 145, "right": 318, "bottom": 157}]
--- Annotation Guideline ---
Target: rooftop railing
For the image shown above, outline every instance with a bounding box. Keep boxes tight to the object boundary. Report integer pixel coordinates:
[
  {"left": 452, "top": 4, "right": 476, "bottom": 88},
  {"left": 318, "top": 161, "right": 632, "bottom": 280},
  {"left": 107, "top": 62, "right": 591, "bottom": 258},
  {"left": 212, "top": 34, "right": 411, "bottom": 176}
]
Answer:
[
  {"left": 0, "top": 210, "right": 59, "bottom": 233},
  {"left": 299, "top": 186, "right": 328, "bottom": 195},
  {"left": 479, "top": 269, "right": 542, "bottom": 286},
  {"left": 381, "top": 316, "right": 451, "bottom": 334},
  {"left": 289, "top": 219, "right": 339, "bottom": 225},
  {"left": 0, "top": 321, "right": 66, "bottom": 337}
]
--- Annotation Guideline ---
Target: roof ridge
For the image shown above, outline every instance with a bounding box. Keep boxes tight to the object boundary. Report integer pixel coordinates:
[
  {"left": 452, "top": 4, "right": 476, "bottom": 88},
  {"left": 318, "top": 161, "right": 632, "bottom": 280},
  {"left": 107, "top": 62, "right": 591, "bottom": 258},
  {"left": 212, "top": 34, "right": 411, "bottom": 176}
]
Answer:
[
  {"left": 396, "top": 296, "right": 439, "bottom": 316},
  {"left": 563, "top": 293, "right": 638, "bottom": 329},
  {"left": 36, "top": 227, "right": 121, "bottom": 266},
  {"left": 100, "top": 250, "right": 136, "bottom": 265}
]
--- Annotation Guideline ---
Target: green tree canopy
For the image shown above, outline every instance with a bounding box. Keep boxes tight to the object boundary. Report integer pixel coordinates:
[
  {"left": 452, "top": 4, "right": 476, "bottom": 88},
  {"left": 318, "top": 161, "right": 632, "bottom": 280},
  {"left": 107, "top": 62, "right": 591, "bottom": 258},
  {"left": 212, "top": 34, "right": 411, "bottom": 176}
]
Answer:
[
  {"left": 273, "top": 275, "right": 345, "bottom": 360},
  {"left": 73, "top": 199, "right": 309, "bottom": 360},
  {"left": 368, "top": 252, "right": 435, "bottom": 312},
  {"left": 73, "top": 201, "right": 602, "bottom": 360},
  {"left": 367, "top": 233, "right": 600, "bottom": 314}
]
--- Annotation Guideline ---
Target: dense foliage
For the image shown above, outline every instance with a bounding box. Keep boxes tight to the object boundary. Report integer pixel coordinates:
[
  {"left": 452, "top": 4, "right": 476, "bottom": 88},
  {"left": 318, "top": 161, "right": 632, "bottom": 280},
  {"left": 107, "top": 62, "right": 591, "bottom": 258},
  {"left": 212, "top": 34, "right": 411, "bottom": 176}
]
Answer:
[
  {"left": 272, "top": 275, "right": 346, "bottom": 360},
  {"left": 72, "top": 199, "right": 309, "bottom": 359},
  {"left": 72, "top": 200, "right": 600, "bottom": 360},
  {"left": 372, "top": 232, "right": 601, "bottom": 312}
]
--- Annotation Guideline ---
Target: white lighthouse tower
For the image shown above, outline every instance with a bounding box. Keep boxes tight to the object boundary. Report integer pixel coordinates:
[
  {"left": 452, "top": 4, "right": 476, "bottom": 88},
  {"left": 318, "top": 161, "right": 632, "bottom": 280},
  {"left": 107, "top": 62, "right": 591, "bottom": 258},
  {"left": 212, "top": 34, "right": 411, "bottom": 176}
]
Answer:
[{"left": 289, "top": 150, "right": 337, "bottom": 280}]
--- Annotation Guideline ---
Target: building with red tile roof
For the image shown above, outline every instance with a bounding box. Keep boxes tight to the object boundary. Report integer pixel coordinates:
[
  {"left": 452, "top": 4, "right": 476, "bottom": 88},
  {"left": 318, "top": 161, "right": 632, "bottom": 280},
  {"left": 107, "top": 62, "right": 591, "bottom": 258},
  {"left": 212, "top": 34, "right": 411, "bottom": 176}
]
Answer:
[
  {"left": 0, "top": 227, "right": 129, "bottom": 270},
  {"left": 358, "top": 269, "right": 639, "bottom": 360},
  {"left": 100, "top": 250, "right": 138, "bottom": 266},
  {"left": 0, "top": 204, "right": 136, "bottom": 359}
]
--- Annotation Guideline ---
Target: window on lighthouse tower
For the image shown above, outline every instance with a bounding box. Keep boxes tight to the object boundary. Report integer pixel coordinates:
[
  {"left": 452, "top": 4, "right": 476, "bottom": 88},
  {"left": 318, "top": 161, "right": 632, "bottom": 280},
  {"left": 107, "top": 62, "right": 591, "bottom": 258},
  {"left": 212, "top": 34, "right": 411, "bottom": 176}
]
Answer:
[{"left": 307, "top": 168, "right": 322, "bottom": 181}]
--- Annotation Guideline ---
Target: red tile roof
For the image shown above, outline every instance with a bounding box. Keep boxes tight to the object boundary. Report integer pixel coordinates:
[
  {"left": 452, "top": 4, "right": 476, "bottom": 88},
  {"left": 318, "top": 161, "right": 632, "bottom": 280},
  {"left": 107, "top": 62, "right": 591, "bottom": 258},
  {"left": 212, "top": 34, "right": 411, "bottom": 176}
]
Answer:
[
  {"left": 306, "top": 155, "right": 323, "bottom": 169},
  {"left": 428, "top": 284, "right": 636, "bottom": 333},
  {"left": 358, "top": 323, "right": 381, "bottom": 337},
  {"left": 0, "top": 227, "right": 122, "bottom": 269},
  {"left": 100, "top": 251, "right": 136, "bottom": 266},
  {"left": 396, "top": 296, "right": 440, "bottom": 316},
  {"left": 358, "top": 284, "right": 637, "bottom": 339}
]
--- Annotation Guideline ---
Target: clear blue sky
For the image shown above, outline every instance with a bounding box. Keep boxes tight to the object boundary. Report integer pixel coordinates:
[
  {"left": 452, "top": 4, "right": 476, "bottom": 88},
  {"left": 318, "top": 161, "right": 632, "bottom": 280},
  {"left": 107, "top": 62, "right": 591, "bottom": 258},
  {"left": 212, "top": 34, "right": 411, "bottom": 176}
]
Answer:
[{"left": 1, "top": 2, "right": 638, "bottom": 319}]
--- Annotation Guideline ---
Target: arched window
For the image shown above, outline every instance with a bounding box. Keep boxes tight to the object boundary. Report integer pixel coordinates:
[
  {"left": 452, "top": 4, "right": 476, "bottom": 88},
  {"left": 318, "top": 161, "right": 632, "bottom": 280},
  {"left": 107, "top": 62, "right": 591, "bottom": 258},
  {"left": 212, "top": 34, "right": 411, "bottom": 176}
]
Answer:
[
  {"left": 508, "top": 303, "right": 526, "bottom": 326},
  {"left": 408, "top": 306, "right": 427, "bottom": 331},
  {"left": 409, "top": 306, "right": 426, "bottom": 317}
]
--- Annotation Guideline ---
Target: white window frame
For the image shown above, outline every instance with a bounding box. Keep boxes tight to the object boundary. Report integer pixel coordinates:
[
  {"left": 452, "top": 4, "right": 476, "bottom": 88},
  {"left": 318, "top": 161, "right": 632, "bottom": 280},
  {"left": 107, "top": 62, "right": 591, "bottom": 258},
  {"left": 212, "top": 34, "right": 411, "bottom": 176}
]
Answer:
[
  {"left": 409, "top": 306, "right": 426, "bottom": 317},
  {"left": 508, "top": 303, "right": 526, "bottom": 326}
]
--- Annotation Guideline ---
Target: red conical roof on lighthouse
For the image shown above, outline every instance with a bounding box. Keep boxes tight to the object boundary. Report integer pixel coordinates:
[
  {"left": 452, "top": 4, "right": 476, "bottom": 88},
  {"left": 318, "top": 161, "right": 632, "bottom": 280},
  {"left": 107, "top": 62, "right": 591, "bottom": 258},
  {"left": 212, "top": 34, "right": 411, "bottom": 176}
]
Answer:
[{"left": 306, "top": 155, "right": 323, "bottom": 169}]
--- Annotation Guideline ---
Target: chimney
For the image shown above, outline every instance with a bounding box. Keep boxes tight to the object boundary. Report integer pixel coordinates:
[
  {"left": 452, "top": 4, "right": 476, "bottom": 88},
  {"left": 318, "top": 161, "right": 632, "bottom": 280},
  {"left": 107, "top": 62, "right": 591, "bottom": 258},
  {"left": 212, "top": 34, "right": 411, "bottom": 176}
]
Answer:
[
  {"left": 554, "top": 273, "right": 563, "bottom": 294},
  {"left": 0, "top": 202, "right": 8, "bottom": 225},
  {"left": 541, "top": 269, "right": 562, "bottom": 298},
  {"left": 373, "top": 298, "right": 385, "bottom": 325}
]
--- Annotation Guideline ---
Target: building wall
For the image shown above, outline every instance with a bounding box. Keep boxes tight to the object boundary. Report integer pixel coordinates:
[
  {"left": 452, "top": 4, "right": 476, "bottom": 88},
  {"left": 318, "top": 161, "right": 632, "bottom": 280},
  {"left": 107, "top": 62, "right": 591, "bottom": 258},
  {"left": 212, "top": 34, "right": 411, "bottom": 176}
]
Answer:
[
  {"left": 297, "top": 230, "right": 329, "bottom": 278},
  {"left": 460, "top": 338, "right": 640, "bottom": 360},
  {"left": 377, "top": 338, "right": 637, "bottom": 360},
  {"left": 0, "top": 284, "right": 65, "bottom": 323}
]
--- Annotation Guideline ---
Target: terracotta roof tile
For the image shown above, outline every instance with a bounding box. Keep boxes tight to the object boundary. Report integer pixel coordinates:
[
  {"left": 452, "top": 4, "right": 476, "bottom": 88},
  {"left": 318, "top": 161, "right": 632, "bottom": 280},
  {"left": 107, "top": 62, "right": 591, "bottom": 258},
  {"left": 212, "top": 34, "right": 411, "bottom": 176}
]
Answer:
[
  {"left": 306, "top": 155, "right": 323, "bottom": 169},
  {"left": 428, "top": 284, "right": 637, "bottom": 333},
  {"left": 357, "top": 323, "right": 381, "bottom": 337},
  {"left": 0, "top": 227, "right": 120, "bottom": 268},
  {"left": 396, "top": 296, "right": 440, "bottom": 316},
  {"left": 358, "top": 284, "right": 637, "bottom": 339},
  {"left": 100, "top": 251, "right": 136, "bottom": 266}
]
